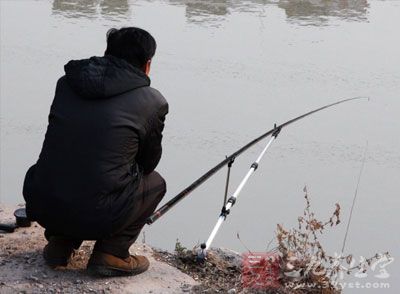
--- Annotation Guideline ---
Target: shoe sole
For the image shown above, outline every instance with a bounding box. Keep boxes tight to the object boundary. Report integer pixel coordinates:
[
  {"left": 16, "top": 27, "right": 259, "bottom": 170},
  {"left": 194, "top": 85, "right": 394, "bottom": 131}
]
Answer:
[
  {"left": 43, "top": 253, "right": 70, "bottom": 268},
  {"left": 44, "top": 259, "right": 69, "bottom": 268},
  {"left": 87, "top": 263, "right": 149, "bottom": 277}
]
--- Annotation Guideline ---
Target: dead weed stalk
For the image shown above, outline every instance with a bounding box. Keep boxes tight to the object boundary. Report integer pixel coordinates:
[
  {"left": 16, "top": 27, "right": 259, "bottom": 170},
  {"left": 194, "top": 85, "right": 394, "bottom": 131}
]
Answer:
[{"left": 275, "top": 186, "right": 390, "bottom": 293}]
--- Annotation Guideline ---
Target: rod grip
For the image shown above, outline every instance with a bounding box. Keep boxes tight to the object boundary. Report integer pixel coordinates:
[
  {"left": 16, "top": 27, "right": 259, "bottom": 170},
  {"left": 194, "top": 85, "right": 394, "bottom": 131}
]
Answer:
[{"left": 146, "top": 205, "right": 169, "bottom": 225}]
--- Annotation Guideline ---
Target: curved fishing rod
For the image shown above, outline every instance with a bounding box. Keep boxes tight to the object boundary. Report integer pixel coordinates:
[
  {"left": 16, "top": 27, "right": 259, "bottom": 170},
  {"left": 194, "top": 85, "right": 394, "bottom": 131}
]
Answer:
[{"left": 146, "top": 96, "right": 368, "bottom": 225}]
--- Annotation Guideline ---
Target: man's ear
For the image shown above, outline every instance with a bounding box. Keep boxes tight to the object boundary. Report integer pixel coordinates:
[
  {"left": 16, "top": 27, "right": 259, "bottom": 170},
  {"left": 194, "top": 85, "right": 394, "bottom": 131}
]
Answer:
[{"left": 143, "top": 60, "right": 152, "bottom": 76}]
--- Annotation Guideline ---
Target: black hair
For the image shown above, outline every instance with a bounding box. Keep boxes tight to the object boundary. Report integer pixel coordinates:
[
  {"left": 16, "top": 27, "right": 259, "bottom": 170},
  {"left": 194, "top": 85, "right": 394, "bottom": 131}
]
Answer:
[{"left": 105, "top": 27, "right": 157, "bottom": 69}]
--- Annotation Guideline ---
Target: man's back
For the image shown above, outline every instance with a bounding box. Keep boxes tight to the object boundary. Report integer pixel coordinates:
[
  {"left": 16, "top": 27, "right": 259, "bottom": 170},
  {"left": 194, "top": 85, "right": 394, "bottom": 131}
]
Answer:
[{"left": 24, "top": 55, "right": 168, "bottom": 239}]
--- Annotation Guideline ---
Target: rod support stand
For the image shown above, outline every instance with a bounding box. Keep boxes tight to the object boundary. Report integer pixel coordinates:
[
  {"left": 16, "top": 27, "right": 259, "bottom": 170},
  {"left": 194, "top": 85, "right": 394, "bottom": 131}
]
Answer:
[
  {"left": 227, "top": 156, "right": 235, "bottom": 167},
  {"left": 272, "top": 123, "right": 282, "bottom": 138},
  {"left": 220, "top": 196, "right": 237, "bottom": 218},
  {"left": 227, "top": 196, "right": 236, "bottom": 206},
  {"left": 220, "top": 206, "right": 230, "bottom": 218},
  {"left": 196, "top": 243, "right": 207, "bottom": 263}
]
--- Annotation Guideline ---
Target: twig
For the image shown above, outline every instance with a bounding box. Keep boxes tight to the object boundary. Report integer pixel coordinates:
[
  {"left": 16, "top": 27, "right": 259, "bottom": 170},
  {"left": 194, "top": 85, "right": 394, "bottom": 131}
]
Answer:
[
  {"left": 236, "top": 232, "right": 253, "bottom": 254},
  {"left": 266, "top": 236, "right": 274, "bottom": 251}
]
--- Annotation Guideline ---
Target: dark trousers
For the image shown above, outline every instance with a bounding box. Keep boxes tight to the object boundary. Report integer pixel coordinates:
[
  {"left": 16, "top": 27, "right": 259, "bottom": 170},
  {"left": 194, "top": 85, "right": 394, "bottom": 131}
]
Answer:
[{"left": 45, "top": 171, "right": 166, "bottom": 258}]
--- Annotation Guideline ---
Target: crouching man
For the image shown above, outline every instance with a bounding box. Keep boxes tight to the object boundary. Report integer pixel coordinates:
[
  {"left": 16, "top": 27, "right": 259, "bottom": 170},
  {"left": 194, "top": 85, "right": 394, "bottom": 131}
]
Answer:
[{"left": 23, "top": 27, "right": 168, "bottom": 277}]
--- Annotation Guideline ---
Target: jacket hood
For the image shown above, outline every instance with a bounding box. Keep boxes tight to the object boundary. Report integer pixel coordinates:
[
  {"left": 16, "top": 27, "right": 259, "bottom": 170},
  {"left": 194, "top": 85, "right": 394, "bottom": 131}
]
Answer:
[{"left": 64, "top": 56, "right": 150, "bottom": 99}]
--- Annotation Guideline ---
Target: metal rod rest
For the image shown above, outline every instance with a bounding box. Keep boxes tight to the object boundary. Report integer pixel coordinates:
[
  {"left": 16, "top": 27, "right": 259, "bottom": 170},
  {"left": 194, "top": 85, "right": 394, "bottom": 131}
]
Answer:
[{"left": 200, "top": 134, "right": 278, "bottom": 255}]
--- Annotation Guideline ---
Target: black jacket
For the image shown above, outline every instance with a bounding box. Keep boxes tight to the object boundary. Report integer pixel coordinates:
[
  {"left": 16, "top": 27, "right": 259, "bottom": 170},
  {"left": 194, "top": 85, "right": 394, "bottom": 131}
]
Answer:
[{"left": 23, "top": 56, "right": 168, "bottom": 239}]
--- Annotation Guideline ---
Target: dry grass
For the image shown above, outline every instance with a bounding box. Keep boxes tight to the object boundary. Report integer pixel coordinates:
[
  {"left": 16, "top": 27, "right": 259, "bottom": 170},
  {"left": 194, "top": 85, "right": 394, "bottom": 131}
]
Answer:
[
  {"left": 274, "top": 186, "right": 390, "bottom": 293},
  {"left": 155, "top": 187, "right": 390, "bottom": 293}
]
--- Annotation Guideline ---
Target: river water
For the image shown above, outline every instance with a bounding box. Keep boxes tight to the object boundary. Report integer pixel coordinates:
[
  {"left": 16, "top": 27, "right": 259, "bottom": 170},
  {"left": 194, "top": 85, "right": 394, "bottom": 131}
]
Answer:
[{"left": 1, "top": 0, "right": 399, "bottom": 292}]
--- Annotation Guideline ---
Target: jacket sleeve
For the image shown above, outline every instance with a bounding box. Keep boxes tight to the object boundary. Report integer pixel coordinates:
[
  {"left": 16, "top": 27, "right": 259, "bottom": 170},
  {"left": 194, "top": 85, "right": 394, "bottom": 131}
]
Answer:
[{"left": 136, "top": 102, "right": 169, "bottom": 174}]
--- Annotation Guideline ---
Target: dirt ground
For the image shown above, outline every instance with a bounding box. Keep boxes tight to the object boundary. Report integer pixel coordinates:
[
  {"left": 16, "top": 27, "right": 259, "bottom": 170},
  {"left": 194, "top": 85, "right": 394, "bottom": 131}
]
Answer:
[{"left": 0, "top": 205, "right": 198, "bottom": 294}]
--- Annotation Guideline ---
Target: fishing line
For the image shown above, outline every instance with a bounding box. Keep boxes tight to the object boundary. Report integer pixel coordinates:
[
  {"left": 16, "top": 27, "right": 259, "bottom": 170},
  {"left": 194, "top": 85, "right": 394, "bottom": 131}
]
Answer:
[{"left": 341, "top": 141, "right": 369, "bottom": 254}]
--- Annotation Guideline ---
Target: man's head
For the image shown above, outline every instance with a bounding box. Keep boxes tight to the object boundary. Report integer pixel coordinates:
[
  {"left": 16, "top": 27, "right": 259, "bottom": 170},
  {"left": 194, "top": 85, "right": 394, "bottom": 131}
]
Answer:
[{"left": 105, "top": 27, "right": 156, "bottom": 75}]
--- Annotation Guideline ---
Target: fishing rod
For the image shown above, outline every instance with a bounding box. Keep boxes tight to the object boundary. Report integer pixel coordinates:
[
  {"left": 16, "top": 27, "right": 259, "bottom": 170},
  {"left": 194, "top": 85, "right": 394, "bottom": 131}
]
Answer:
[{"left": 147, "top": 96, "right": 367, "bottom": 226}]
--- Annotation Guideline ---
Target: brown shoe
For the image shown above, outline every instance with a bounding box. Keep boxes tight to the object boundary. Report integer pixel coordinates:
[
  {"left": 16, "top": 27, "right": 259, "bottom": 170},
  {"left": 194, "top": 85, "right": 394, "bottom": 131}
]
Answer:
[
  {"left": 43, "top": 237, "right": 78, "bottom": 267},
  {"left": 87, "top": 251, "right": 150, "bottom": 277}
]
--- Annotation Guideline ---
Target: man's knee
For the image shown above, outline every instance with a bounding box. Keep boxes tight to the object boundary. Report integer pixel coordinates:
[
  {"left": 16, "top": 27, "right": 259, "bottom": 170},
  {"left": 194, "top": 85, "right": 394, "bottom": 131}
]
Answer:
[{"left": 146, "top": 170, "right": 166, "bottom": 199}]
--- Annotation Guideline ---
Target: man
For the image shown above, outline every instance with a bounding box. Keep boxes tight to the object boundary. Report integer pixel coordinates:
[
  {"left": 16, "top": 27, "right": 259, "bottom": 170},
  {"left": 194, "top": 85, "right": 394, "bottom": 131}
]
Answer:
[{"left": 23, "top": 27, "right": 168, "bottom": 277}]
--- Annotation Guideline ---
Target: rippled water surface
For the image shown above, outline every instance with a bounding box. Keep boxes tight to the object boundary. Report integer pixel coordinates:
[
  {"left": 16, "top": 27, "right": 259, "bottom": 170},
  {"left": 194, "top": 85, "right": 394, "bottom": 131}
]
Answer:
[{"left": 1, "top": 0, "right": 399, "bottom": 291}]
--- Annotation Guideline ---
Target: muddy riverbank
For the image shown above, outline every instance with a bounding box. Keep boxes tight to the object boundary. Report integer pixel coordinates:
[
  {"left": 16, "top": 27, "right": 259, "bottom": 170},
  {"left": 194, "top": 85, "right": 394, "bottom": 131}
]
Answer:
[{"left": 0, "top": 205, "right": 200, "bottom": 294}]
